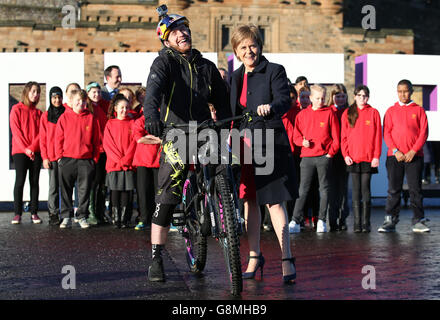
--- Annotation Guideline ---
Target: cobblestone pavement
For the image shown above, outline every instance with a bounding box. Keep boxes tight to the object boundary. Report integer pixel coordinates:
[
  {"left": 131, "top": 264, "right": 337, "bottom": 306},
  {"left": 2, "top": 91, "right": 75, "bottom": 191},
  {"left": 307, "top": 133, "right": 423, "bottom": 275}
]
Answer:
[{"left": 0, "top": 208, "right": 439, "bottom": 300}]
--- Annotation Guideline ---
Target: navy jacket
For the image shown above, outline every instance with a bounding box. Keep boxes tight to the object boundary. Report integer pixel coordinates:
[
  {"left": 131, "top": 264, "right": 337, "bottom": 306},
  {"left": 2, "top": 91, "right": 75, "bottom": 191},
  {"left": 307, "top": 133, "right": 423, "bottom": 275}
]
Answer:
[{"left": 230, "top": 56, "right": 291, "bottom": 127}]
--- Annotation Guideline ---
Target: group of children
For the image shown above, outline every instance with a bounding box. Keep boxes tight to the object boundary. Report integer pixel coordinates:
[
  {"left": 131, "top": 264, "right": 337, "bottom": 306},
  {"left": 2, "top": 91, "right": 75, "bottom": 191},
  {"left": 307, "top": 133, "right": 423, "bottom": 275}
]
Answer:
[
  {"left": 282, "top": 77, "right": 429, "bottom": 233},
  {"left": 10, "top": 81, "right": 160, "bottom": 230},
  {"left": 9, "top": 75, "right": 430, "bottom": 234}
]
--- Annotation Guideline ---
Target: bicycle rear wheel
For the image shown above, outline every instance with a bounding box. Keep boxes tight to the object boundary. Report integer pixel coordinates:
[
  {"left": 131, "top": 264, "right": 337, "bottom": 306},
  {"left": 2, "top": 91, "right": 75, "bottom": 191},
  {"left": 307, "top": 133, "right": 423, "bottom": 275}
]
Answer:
[
  {"left": 182, "top": 173, "right": 207, "bottom": 274},
  {"left": 214, "top": 174, "right": 242, "bottom": 296}
]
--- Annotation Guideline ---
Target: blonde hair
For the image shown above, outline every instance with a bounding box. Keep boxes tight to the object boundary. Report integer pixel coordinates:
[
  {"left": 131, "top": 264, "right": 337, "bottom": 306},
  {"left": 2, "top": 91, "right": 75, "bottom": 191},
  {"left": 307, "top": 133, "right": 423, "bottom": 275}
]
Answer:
[
  {"left": 310, "top": 84, "right": 326, "bottom": 96},
  {"left": 231, "top": 24, "right": 263, "bottom": 60}
]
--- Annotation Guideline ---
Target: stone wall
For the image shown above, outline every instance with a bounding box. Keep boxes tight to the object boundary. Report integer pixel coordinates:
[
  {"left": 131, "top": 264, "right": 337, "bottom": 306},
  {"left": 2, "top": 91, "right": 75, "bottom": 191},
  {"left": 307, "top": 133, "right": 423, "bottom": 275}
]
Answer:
[{"left": 0, "top": 0, "right": 435, "bottom": 97}]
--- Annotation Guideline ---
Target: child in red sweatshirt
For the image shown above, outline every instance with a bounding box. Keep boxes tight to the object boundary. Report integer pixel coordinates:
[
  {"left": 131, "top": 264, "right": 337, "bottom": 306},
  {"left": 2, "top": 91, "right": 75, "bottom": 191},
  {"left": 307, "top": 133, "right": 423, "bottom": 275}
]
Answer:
[
  {"left": 103, "top": 94, "right": 137, "bottom": 228},
  {"left": 56, "top": 89, "right": 100, "bottom": 229},
  {"left": 328, "top": 84, "right": 350, "bottom": 232},
  {"left": 10, "top": 81, "right": 43, "bottom": 225},
  {"left": 86, "top": 82, "right": 109, "bottom": 225},
  {"left": 379, "top": 79, "right": 429, "bottom": 233},
  {"left": 341, "top": 85, "right": 382, "bottom": 233},
  {"left": 40, "top": 86, "right": 65, "bottom": 226},
  {"left": 290, "top": 84, "right": 340, "bottom": 233},
  {"left": 132, "top": 116, "right": 161, "bottom": 230}
]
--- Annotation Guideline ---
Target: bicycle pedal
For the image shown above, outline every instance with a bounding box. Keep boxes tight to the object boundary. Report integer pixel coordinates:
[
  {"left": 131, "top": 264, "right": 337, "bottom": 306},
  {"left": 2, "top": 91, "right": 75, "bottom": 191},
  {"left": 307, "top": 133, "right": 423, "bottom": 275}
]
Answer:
[{"left": 172, "top": 209, "right": 185, "bottom": 227}]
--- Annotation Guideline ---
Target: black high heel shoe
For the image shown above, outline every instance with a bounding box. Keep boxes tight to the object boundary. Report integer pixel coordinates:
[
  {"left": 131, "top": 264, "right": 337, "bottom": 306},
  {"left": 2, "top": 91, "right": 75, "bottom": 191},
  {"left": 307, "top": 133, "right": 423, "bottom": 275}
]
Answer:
[
  {"left": 282, "top": 257, "right": 296, "bottom": 284},
  {"left": 242, "top": 253, "right": 265, "bottom": 279}
]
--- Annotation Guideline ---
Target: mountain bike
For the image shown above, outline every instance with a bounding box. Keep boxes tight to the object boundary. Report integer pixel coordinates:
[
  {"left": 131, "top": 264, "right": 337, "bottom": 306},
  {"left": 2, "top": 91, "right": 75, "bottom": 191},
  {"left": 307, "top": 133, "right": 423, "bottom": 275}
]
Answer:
[{"left": 169, "top": 115, "right": 245, "bottom": 296}]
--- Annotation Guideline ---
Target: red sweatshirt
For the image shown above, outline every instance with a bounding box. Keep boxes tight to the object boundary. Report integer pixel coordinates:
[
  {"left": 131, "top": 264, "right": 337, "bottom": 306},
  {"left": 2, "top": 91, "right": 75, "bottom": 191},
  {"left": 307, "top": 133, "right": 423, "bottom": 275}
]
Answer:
[
  {"left": 39, "top": 112, "right": 57, "bottom": 161},
  {"left": 91, "top": 102, "right": 107, "bottom": 153},
  {"left": 282, "top": 101, "right": 301, "bottom": 155},
  {"left": 293, "top": 105, "right": 340, "bottom": 157},
  {"left": 132, "top": 116, "right": 161, "bottom": 168},
  {"left": 330, "top": 104, "right": 348, "bottom": 124},
  {"left": 10, "top": 102, "right": 42, "bottom": 155},
  {"left": 55, "top": 107, "right": 100, "bottom": 163},
  {"left": 383, "top": 101, "right": 428, "bottom": 157},
  {"left": 341, "top": 105, "right": 382, "bottom": 163},
  {"left": 103, "top": 118, "right": 137, "bottom": 172}
]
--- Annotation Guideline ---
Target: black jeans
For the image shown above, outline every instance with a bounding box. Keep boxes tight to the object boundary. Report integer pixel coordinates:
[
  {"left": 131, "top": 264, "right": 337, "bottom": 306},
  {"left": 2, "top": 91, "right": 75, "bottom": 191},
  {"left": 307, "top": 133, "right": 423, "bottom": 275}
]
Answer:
[
  {"left": 13, "top": 153, "right": 42, "bottom": 216},
  {"left": 351, "top": 172, "right": 372, "bottom": 203},
  {"left": 90, "top": 153, "right": 107, "bottom": 217},
  {"left": 293, "top": 155, "right": 331, "bottom": 223},
  {"left": 58, "top": 158, "right": 95, "bottom": 219},
  {"left": 328, "top": 153, "right": 349, "bottom": 222},
  {"left": 47, "top": 161, "right": 60, "bottom": 215},
  {"left": 385, "top": 156, "right": 424, "bottom": 224},
  {"left": 136, "top": 167, "right": 158, "bottom": 224}
]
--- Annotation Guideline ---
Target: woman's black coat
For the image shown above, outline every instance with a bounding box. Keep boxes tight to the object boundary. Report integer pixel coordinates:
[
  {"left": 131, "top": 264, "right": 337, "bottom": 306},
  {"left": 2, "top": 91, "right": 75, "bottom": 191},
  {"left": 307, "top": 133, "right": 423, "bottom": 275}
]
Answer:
[{"left": 230, "top": 56, "right": 298, "bottom": 205}]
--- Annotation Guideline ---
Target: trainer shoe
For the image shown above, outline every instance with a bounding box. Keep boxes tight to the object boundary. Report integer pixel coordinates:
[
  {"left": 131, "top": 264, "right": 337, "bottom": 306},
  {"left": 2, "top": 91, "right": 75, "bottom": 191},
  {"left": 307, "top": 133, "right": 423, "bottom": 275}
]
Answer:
[
  {"left": 135, "top": 222, "right": 146, "bottom": 231},
  {"left": 378, "top": 215, "right": 398, "bottom": 233},
  {"left": 169, "top": 224, "right": 178, "bottom": 232},
  {"left": 31, "top": 214, "right": 42, "bottom": 224},
  {"left": 316, "top": 219, "right": 327, "bottom": 233},
  {"left": 412, "top": 219, "right": 430, "bottom": 233},
  {"left": 77, "top": 218, "right": 90, "bottom": 229},
  {"left": 288, "top": 220, "right": 301, "bottom": 233},
  {"left": 11, "top": 215, "right": 21, "bottom": 224},
  {"left": 60, "top": 218, "right": 72, "bottom": 229},
  {"left": 148, "top": 257, "right": 165, "bottom": 282}
]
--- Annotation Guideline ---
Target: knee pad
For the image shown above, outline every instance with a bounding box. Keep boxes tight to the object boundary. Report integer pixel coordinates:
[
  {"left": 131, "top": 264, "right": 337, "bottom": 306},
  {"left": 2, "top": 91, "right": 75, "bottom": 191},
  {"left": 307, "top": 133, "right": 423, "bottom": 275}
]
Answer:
[{"left": 151, "top": 203, "right": 175, "bottom": 227}]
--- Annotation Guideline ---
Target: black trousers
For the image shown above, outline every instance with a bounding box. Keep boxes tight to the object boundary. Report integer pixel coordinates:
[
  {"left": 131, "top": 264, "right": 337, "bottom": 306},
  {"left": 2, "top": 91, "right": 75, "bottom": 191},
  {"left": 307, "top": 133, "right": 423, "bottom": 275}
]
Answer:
[
  {"left": 58, "top": 158, "right": 95, "bottom": 219},
  {"left": 328, "top": 153, "right": 349, "bottom": 222},
  {"left": 13, "top": 153, "right": 42, "bottom": 216},
  {"left": 137, "top": 167, "right": 159, "bottom": 224},
  {"left": 351, "top": 172, "right": 372, "bottom": 203},
  {"left": 90, "top": 153, "right": 107, "bottom": 217},
  {"left": 385, "top": 156, "right": 424, "bottom": 224},
  {"left": 293, "top": 155, "right": 331, "bottom": 223},
  {"left": 47, "top": 161, "right": 60, "bottom": 215}
]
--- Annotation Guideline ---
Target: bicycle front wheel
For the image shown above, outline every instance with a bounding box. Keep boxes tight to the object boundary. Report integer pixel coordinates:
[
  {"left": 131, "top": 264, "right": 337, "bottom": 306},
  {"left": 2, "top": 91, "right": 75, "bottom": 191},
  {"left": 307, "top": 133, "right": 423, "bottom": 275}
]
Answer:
[
  {"left": 182, "top": 173, "right": 207, "bottom": 274},
  {"left": 214, "top": 174, "right": 242, "bottom": 296}
]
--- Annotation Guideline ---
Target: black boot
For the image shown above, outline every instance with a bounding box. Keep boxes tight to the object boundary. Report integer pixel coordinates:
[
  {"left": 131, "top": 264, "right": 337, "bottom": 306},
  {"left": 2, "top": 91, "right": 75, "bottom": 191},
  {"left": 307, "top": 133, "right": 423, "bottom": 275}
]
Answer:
[
  {"left": 361, "top": 201, "right": 371, "bottom": 233},
  {"left": 353, "top": 201, "right": 362, "bottom": 233},
  {"left": 112, "top": 207, "right": 121, "bottom": 228},
  {"left": 148, "top": 244, "right": 165, "bottom": 282},
  {"left": 48, "top": 212, "right": 60, "bottom": 226},
  {"left": 121, "top": 207, "right": 130, "bottom": 228}
]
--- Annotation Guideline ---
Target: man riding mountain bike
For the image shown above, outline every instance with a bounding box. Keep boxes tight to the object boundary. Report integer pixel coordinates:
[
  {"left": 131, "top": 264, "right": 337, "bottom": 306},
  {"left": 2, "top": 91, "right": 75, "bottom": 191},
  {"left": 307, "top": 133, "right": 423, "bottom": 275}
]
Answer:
[{"left": 144, "top": 5, "right": 232, "bottom": 282}]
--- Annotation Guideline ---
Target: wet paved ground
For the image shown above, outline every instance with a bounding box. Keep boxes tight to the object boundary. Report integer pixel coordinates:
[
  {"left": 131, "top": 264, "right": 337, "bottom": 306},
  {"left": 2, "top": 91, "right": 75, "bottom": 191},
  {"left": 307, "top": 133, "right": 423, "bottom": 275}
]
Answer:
[{"left": 1, "top": 207, "right": 439, "bottom": 300}]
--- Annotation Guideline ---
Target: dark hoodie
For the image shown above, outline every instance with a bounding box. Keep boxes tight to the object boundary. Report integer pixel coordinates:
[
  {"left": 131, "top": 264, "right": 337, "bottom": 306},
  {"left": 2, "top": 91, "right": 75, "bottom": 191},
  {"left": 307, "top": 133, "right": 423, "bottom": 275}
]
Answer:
[{"left": 143, "top": 47, "right": 231, "bottom": 126}]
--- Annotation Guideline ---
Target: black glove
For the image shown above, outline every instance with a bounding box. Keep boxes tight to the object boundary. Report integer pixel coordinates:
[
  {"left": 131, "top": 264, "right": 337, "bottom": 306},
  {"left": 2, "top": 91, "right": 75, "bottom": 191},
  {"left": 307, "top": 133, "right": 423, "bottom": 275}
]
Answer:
[{"left": 145, "top": 119, "right": 163, "bottom": 138}]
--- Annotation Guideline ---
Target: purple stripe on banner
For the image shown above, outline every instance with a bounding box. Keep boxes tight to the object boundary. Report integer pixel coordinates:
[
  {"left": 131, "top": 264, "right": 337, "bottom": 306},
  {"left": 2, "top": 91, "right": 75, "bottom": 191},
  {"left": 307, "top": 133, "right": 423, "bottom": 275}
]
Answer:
[
  {"left": 430, "top": 86, "right": 438, "bottom": 111},
  {"left": 422, "top": 85, "right": 438, "bottom": 111},
  {"left": 355, "top": 55, "right": 368, "bottom": 87}
]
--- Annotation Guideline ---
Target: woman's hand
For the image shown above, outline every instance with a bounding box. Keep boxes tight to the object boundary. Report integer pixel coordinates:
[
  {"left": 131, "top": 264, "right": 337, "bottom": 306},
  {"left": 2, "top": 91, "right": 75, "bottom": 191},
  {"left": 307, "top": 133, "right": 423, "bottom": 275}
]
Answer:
[
  {"left": 257, "top": 104, "right": 271, "bottom": 117},
  {"left": 371, "top": 158, "right": 379, "bottom": 168},
  {"left": 302, "top": 137, "right": 310, "bottom": 148},
  {"left": 137, "top": 135, "right": 162, "bottom": 145},
  {"left": 345, "top": 156, "right": 353, "bottom": 166}
]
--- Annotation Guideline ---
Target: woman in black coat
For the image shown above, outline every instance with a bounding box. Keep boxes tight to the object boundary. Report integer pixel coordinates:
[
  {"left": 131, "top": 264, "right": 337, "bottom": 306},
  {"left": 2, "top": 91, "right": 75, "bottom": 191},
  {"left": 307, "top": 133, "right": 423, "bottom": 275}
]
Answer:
[{"left": 230, "top": 24, "right": 297, "bottom": 284}]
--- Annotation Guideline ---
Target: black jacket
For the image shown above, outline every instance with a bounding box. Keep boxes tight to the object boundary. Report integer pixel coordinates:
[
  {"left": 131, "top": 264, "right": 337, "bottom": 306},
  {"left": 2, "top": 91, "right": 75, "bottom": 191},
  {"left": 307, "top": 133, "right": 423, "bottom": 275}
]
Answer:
[
  {"left": 143, "top": 47, "right": 232, "bottom": 125},
  {"left": 230, "top": 56, "right": 291, "bottom": 127}
]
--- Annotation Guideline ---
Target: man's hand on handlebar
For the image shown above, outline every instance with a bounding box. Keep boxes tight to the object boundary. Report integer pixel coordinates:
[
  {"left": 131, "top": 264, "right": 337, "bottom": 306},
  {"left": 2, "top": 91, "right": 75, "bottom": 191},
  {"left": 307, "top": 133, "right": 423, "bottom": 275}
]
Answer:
[{"left": 145, "top": 119, "right": 163, "bottom": 138}]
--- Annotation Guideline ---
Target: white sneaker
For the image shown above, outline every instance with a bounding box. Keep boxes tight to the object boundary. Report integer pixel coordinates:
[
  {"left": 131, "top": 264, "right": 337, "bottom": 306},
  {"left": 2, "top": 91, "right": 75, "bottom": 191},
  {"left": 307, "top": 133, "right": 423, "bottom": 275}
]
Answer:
[
  {"left": 60, "top": 218, "right": 72, "bottom": 229},
  {"left": 317, "top": 219, "right": 327, "bottom": 233},
  {"left": 77, "top": 218, "right": 90, "bottom": 229},
  {"left": 289, "top": 220, "right": 300, "bottom": 233}
]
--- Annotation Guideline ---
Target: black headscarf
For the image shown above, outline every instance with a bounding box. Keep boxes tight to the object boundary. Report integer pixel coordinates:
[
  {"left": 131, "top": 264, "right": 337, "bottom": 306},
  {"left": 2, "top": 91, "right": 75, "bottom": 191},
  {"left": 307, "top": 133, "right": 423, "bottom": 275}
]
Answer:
[{"left": 47, "top": 86, "right": 65, "bottom": 124}]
